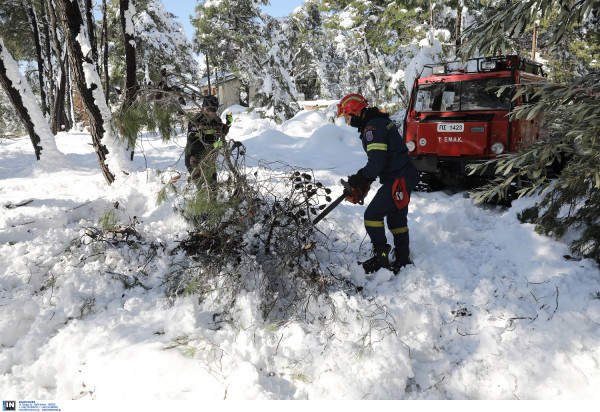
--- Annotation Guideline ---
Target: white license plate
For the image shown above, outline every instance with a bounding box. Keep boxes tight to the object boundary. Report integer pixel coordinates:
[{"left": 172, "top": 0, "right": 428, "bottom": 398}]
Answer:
[{"left": 437, "top": 123, "right": 464, "bottom": 132}]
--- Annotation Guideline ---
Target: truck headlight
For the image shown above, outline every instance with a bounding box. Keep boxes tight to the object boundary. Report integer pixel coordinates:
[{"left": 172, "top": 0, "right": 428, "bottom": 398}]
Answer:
[
  {"left": 406, "top": 140, "right": 416, "bottom": 152},
  {"left": 491, "top": 142, "right": 505, "bottom": 154},
  {"left": 481, "top": 61, "right": 497, "bottom": 70}
]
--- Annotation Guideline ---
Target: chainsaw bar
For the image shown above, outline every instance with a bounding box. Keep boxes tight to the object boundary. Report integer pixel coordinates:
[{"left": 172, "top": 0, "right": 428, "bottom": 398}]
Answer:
[{"left": 311, "top": 179, "right": 352, "bottom": 225}]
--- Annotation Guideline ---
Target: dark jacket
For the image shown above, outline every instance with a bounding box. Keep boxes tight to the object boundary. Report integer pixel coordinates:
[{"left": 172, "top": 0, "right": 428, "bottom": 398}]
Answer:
[
  {"left": 185, "top": 111, "right": 225, "bottom": 172},
  {"left": 358, "top": 108, "right": 416, "bottom": 184}
]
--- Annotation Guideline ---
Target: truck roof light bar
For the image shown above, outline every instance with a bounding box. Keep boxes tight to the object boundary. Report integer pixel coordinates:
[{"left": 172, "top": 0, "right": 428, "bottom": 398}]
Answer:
[{"left": 418, "top": 55, "right": 546, "bottom": 78}]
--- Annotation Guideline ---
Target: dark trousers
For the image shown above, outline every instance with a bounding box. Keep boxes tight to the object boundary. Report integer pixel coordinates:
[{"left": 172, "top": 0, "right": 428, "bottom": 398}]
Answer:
[
  {"left": 364, "top": 181, "right": 410, "bottom": 251},
  {"left": 363, "top": 165, "right": 418, "bottom": 252},
  {"left": 185, "top": 149, "right": 217, "bottom": 187}
]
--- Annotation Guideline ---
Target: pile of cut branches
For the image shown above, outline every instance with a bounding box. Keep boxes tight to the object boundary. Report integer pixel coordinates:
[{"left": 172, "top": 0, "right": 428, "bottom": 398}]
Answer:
[{"left": 158, "top": 140, "right": 348, "bottom": 322}]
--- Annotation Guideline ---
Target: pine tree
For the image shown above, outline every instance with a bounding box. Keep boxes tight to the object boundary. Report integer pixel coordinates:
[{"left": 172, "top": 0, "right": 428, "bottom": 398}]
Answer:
[
  {"left": 463, "top": 0, "right": 600, "bottom": 263},
  {"left": 192, "top": 0, "right": 298, "bottom": 122},
  {"left": 55, "top": 0, "right": 130, "bottom": 185},
  {"left": 0, "top": 37, "right": 63, "bottom": 161},
  {"left": 287, "top": 0, "right": 326, "bottom": 100},
  {"left": 0, "top": 1, "right": 33, "bottom": 62},
  {"left": 0, "top": 87, "right": 24, "bottom": 138},
  {"left": 45, "top": 0, "right": 71, "bottom": 134},
  {"left": 132, "top": 0, "right": 198, "bottom": 83},
  {"left": 0, "top": 1, "right": 35, "bottom": 137},
  {"left": 105, "top": 0, "right": 197, "bottom": 103},
  {"left": 104, "top": 0, "right": 199, "bottom": 153},
  {"left": 317, "top": 0, "right": 458, "bottom": 108}
]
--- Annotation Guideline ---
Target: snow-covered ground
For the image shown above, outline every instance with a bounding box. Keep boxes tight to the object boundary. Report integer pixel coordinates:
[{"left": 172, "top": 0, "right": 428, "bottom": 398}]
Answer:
[{"left": 1, "top": 107, "right": 600, "bottom": 401}]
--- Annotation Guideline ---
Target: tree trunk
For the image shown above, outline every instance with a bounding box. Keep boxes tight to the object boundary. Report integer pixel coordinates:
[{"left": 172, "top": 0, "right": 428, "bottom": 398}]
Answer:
[
  {"left": 102, "top": 0, "right": 109, "bottom": 104},
  {"left": 120, "top": 0, "right": 137, "bottom": 107},
  {"left": 456, "top": 7, "right": 462, "bottom": 47},
  {"left": 85, "top": 0, "right": 99, "bottom": 73},
  {"left": 0, "top": 42, "right": 41, "bottom": 159},
  {"left": 65, "top": 61, "right": 73, "bottom": 129},
  {"left": 361, "top": 21, "right": 379, "bottom": 104},
  {"left": 120, "top": 0, "right": 137, "bottom": 160},
  {"left": 55, "top": 0, "right": 129, "bottom": 185},
  {"left": 45, "top": 0, "right": 68, "bottom": 134},
  {"left": 52, "top": 60, "right": 67, "bottom": 133},
  {"left": 41, "top": 0, "right": 55, "bottom": 113},
  {"left": 0, "top": 38, "right": 62, "bottom": 161},
  {"left": 24, "top": 1, "right": 48, "bottom": 117}
]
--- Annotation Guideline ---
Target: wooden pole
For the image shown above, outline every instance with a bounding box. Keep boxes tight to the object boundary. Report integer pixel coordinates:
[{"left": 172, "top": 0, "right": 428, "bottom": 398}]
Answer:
[
  {"left": 430, "top": 2, "right": 434, "bottom": 45},
  {"left": 456, "top": 7, "right": 462, "bottom": 57},
  {"left": 205, "top": 54, "right": 211, "bottom": 95},
  {"left": 531, "top": 22, "right": 538, "bottom": 60}
]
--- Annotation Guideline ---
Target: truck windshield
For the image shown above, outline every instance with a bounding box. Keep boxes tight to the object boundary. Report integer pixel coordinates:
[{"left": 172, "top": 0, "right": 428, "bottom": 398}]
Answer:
[{"left": 414, "top": 77, "right": 513, "bottom": 112}]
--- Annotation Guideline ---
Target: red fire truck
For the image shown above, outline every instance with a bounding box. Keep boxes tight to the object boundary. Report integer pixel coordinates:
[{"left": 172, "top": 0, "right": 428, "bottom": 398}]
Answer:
[{"left": 403, "top": 55, "right": 547, "bottom": 189}]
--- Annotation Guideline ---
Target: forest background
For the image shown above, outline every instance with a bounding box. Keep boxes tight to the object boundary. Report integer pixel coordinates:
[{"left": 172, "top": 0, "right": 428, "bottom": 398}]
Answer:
[
  {"left": 0, "top": 0, "right": 599, "bottom": 262},
  {"left": 1, "top": 1, "right": 600, "bottom": 401}
]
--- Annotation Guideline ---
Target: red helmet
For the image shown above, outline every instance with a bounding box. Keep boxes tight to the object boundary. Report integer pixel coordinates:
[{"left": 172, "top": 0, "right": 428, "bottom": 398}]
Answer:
[{"left": 337, "top": 94, "right": 368, "bottom": 117}]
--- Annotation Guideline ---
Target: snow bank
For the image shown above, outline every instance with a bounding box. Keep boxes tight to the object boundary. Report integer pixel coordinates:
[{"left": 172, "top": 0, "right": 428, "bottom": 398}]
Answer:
[{"left": 1, "top": 108, "right": 600, "bottom": 401}]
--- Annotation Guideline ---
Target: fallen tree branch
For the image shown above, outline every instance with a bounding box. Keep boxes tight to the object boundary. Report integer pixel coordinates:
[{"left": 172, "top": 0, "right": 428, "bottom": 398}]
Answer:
[{"left": 5, "top": 199, "right": 34, "bottom": 209}]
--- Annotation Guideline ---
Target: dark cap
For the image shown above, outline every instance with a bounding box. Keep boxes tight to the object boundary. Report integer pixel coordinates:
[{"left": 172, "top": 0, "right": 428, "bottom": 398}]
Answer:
[{"left": 202, "top": 95, "right": 219, "bottom": 108}]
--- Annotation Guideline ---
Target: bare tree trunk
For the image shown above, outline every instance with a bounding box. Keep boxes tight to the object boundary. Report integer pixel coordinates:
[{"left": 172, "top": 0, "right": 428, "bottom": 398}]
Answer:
[
  {"left": 64, "top": 59, "right": 73, "bottom": 130},
  {"left": 120, "top": 0, "right": 137, "bottom": 106},
  {"left": 85, "top": 0, "right": 99, "bottom": 73},
  {"left": 430, "top": 2, "right": 435, "bottom": 45},
  {"left": 120, "top": 0, "right": 137, "bottom": 160},
  {"left": 45, "top": 0, "right": 67, "bottom": 134},
  {"left": 41, "top": 0, "right": 55, "bottom": 113},
  {"left": 55, "top": 0, "right": 125, "bottom": 185},
  {"left": 361, "top": 21, "right": 379, "bottom": 104},
  {"left": 52, "top": 59, "right": 67, "bottom": 133},
  {"left": 23, "top": 1, "right": 48, "bottom": 117},
  {"left": 102, "top": 0, "right": 109, "bottom": 104},
  {"left": 456, "top": 7, "right": 462, "bottom": 47},
  {"left": 0, "top": 44, "right": 41, "bottom": 158},
  {"left": 0, "top": 38, "right": 62, "bottom": 161},
  {"left": 206, "top": 54, "right": 211, "bottom": 94},
  {"left": 532, "top": 22, "right": 538, "bottom": 60}
]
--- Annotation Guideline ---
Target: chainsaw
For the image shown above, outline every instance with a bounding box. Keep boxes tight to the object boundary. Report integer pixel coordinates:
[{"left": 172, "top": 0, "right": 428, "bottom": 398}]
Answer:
[{"left": 312, "top": 179, "right": 367, "bottom": 225}]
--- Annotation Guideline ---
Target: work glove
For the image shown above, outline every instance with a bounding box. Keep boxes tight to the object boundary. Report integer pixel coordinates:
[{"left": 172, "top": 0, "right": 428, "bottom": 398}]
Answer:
[
  {"left": 348, "top": 169, "right": 370, "bottom": 189},
  {"left": 213, "top": 139, "right": 224, "bottom": 148},
  {"left": 222, "top": 112, "right": 233, "bottom": 135},
  {"left": 346, "top": 169, "right": 373, "bottom": 204},
  {"left": 345, "top": 182, "right": 371, "bottom": 205}
]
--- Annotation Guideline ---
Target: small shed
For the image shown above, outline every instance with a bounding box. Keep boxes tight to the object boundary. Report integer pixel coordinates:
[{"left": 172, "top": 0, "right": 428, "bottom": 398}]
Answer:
[{"left": 197, "top": 72, "right": 246, "bottom": 114}]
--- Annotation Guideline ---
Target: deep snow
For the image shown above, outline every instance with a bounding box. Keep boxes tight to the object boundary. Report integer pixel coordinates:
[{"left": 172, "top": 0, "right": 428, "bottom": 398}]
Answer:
[{"left": 1, "top": 106, "right": 600, "bottom": 401}]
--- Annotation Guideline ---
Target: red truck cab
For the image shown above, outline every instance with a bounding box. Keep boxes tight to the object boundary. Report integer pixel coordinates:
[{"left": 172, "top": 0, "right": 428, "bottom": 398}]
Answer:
[{"left": 403, "top": 55, "right": 546, "bottom": 188}]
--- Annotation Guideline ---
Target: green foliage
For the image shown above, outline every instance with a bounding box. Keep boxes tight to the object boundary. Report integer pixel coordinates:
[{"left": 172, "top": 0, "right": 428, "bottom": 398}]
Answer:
[
  {"left": 112, "top": 95, "right": 179, "bottom": 148},
  {"left": 316, "top": 0, "right": 464, "bottom": 104},
  {"left": 105, "top": 0, "right": 198, "bottom": 105},
  {"left": 160, "top": 139, "right": 341, "bottom": 320},
  {"left": 467, "top": 141, "right": 569, "bottom": 204},
  {"left": 0, "top": 88, "right": 25, "bottom": 138},
  {"left": 464, "top": 0, "right": 600, "bottom": 263},
  {"left": 181, "top": 184, "right": 242, "bottom": 232},
  {"left": 469, "top": 75, "right": 600, "bottom": 263},
  {"left": 462, "top": 0, "right": 600, "bottom": 58},
  {"left": 192, "top": 0, "right": 300, "bottom": 121},
  {"left": 132, "top": 0, "right": 199, "bottom": 80},
  {"left": 0, "top": 1, "right": 34, "bottom": 61},
  {"left": 98, "top": 209, "right": 120, "bottom": 231}
]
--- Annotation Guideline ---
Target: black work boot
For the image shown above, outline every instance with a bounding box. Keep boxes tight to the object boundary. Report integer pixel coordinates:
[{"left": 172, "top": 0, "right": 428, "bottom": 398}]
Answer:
[
  {"left": 391, "top": 248, "right": 412, "bottom": 274},
  {"left": 361, "top": 244, "right": 391, "bottom": 274}
]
